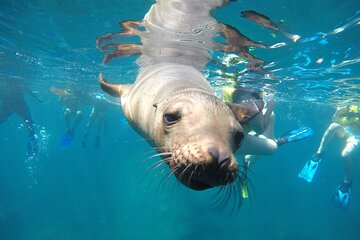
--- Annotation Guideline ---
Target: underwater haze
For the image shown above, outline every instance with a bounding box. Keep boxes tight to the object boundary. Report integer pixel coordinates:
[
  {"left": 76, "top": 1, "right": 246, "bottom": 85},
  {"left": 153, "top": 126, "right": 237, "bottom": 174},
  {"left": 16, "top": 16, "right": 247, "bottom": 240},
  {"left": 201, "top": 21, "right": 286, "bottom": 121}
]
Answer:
[{"left": 1, "top": 0, "right": 360, "bottom": 239}]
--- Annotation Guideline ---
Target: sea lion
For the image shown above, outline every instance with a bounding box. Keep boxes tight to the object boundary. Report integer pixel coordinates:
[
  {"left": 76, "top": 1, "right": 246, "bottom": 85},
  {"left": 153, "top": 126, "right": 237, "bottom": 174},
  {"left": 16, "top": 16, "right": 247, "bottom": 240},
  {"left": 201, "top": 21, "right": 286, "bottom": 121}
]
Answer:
[
  {"left": 97, "top": 0, "right": 257, "bottom": 191},
  {"left": 241, "top": 10, "right": 301, "bottom": 42},
  {"left": 99, "top": 63, "right": 247, "bottom": 190}
]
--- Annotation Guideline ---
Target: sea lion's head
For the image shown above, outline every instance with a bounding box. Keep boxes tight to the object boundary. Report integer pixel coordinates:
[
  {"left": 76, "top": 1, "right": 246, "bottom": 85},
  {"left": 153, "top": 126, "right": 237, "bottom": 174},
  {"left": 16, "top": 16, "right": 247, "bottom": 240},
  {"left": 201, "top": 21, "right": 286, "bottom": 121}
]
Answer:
[
  {"left": 99, "top": 74, "right": 248, "bottom": 191},
  {"left": 153, "top": 90, "right": 244, "bottom": 190}
]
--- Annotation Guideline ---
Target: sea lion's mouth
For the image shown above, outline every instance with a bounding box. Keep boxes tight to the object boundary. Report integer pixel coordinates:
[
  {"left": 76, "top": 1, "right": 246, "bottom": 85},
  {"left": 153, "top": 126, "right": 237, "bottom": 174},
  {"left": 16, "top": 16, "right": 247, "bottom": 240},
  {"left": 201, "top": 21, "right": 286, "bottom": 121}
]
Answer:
[
  {"left": 170, "top": 163, "right": 238, "bottom": 191},
  {"left": 186, "top": 178, "right": 212, "bottom": 191}
]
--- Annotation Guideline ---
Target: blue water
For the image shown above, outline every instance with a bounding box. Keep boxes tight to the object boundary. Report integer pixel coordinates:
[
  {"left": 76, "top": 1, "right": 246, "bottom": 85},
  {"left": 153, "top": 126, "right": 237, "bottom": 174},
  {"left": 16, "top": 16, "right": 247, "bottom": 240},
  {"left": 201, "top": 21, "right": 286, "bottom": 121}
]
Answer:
[{"left": 1, "top": 0, "right": 360, "bottom": 239}]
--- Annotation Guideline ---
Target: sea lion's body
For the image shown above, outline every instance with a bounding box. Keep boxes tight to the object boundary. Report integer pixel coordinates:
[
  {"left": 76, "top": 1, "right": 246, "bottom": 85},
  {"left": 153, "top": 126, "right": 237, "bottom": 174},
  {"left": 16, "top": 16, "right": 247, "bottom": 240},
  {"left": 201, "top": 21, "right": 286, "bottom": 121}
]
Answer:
[{"left": 137, "top": 0, "right": 223, "bottom": 70}]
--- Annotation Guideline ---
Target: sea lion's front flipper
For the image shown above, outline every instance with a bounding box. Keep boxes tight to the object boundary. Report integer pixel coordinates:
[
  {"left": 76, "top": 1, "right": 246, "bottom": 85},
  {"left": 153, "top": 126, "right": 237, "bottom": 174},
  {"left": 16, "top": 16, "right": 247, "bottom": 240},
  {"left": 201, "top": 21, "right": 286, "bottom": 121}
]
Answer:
[{"left": 99, "top": 73, "right": 132, "bottom": 98}]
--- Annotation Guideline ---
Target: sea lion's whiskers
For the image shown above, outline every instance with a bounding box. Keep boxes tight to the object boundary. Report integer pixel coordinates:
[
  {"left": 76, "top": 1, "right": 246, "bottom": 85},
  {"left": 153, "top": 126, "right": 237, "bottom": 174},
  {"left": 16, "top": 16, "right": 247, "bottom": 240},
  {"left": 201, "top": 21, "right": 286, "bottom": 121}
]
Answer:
[
  {"left": 147, "top": 157, "right": 172, "bottom": 173},
  {"left": 194, "top": 165, "right": 199, "bottom": 176},
  {"left": 139, "top": 157, "right": 171, "bottom": 184},
  {"left": 151, "top": 146, "right": 172, "bottom": 152},
  {"left": 211, "top": 185, "right": 226, "bottom": 208},
  {"left": 178, "top": 164, "right": 192, "bottom": 182},
  {"left": 164, "top": 166, "right": 177, "bottom": 183},
  {"left": 156, "top": 167, "right": 172, "bottom": 193},
  {"left": 158, "top": 168, "right": 177, "bottom": 193},
  {"left": 158, "top": 163, "right": 178, "bottom": 187},
  {"left": 134, "top": 151, "right": 172, "bottom": 169},
  {"left": 224, "top": 172, "right": 229, "bottom": 183},
  {"left": 146, "top": 164, "right": 171, "bottom": 191},
  {"left": 236, "top": 178, "right": 244, "bottom": 210},
  {"left": 141, "top": 147, "right": 162, "bottom": 156},
  {"left": 132, "top": 147, "right": 167, "bottom": 169},
  {"left": 170, "top": 167, "right": 181, "bottom": 194},
  {"left": 143, "top": 146, "right": 172, "bottom": 158},
  {"left": 213, "top": 186, "right": 227, "bottom": 211},
  {"left": 148, "top": 159, "right": 168, "bottom": 170},
  {"left": 230, "top": 182, "right": 239, "bottom": 215},
  {"left": 148, "top": 152, "right": 172, "bottom": 159},
  {"left": 187, "top": 168, "right": 195, "bottom": 187},
  {"left": 221, "top": 184, "right": 230, "bottom": 209},
  {"left": 158, "top": 166, "right": 169, "bottom": 176}
]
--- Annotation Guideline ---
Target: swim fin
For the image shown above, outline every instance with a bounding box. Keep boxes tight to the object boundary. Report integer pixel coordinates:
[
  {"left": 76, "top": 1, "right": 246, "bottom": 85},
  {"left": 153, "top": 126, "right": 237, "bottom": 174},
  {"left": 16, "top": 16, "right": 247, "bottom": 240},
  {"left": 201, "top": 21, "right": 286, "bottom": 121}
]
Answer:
[
  {"left": 241, "top": 180, "right": 249, "bottom": 199},
  {"left": 298, "top": 152, "right": 323, "bottom": 182},
  {"left": 332, "top": 182, "right": 351, "bottom": 210},
  {"left": 277, "top": 126, "right": 314, "bottom": 146},
  {"left": 60, "top": 130, "right": 75, "bottom": 149}
]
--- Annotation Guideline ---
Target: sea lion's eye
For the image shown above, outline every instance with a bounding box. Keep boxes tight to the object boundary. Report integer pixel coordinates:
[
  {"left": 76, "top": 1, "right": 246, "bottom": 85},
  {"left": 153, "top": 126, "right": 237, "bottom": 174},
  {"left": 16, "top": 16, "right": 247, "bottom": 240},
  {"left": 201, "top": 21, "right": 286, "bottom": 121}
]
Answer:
[
  {"left": 234, "top": 130, "right": 244, "bottom": 149},
  {"left": 163, "top": 112, "right": 181, "bottom": 125}
]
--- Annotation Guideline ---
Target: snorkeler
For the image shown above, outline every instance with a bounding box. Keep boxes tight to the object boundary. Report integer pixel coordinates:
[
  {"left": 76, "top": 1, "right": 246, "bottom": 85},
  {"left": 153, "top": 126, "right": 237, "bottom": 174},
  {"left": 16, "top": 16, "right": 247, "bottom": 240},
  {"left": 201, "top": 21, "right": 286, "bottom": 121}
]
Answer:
[
  {"left": 299, "top": 104, "right": 360, "bottom": 210},
  {"left": 0, "top": 78, "right": 42, "bottom": 155},
  {"left": 219, "top": 53, "right": 313, "bottom": 198},
  {"left": 225, "top": 87, "right": 313, "bottom": 162},
  {"left": 224, "top": 87, "right": 313, "bottom": 199},
  {"left": 50, "top": 86, "right": 90, "bottom": 148},
  {"left": 220, "top": 54, "right": 313, "bottom": 166},
  {"left": 81, "top": 92, "right": 120, "bottom": 149}
]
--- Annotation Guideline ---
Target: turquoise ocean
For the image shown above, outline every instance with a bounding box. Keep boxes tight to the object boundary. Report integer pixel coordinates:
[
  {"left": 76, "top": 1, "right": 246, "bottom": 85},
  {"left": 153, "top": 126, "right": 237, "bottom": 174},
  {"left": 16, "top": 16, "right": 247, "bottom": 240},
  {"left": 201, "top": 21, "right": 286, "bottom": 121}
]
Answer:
[{"left": 0, "top": 0, "right": 359, "bottom": 239}]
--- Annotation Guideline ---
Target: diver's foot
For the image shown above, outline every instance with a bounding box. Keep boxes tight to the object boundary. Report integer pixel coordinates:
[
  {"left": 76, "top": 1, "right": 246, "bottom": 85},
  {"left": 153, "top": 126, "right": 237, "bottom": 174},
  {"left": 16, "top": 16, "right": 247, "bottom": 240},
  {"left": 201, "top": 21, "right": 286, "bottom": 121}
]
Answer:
[{"left": 332, "top": 182, "right": 351, "bottom": 210}]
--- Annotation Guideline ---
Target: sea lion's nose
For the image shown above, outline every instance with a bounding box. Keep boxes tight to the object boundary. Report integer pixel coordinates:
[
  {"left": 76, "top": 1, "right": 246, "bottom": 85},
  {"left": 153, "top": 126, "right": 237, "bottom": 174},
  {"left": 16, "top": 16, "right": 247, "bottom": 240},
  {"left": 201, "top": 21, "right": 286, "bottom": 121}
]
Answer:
[{"left": 207, "top": 146, "right": 231, "bottom": 167}]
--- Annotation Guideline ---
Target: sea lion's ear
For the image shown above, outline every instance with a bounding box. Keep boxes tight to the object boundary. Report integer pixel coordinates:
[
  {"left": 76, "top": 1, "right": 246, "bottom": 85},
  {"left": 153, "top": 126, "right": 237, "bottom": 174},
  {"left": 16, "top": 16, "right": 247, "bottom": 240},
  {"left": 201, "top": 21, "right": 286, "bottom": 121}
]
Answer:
[
  {"left": 99, "top": 73, "right": 132, "bottom": 98},
  {"left": 226, "top": 103, "right": 258, "bottom": 124}
]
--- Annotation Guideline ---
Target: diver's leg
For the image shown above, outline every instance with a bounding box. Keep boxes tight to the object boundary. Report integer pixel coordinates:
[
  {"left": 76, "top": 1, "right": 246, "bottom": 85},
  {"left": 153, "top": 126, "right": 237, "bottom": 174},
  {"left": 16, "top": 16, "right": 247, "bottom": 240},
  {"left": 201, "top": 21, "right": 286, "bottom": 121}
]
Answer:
[
  {"left": 16, "top": 103, "right": 35, "bottom": 138},
  {"left": 64, "top": 108, "right": 72, "bottom": 131},
  {"left": 343, "top": 156, "right": 352, "bottom": 184},
  {"left": 298, "top": 123, "right": 344, "bottom": 182},
  {"left": 317, "top": 123, "right": 345, "bottom": 154},
  {"left": 261, "top": 111, "right": 275, "bottom": 139},
  {"left": 238, "top": 134, "right": 278, "bottom": 155},
  {"left": 16, "top": 102, "right": 38, "bottom": 155},
  {"left": 74, "top": 110, "right": 83, "bottom": 129},
  {"left": 94, "top": 112, "right": 106, "bottom": 149},
  {"left": 331, "top": 137, "right": 356, "bottom": 210},
  {"left": 341, "top": 136, "right": 358, "bottom": 183},
  {"left": 82, "top": 108, "right": 94, "bottom": 148}
]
